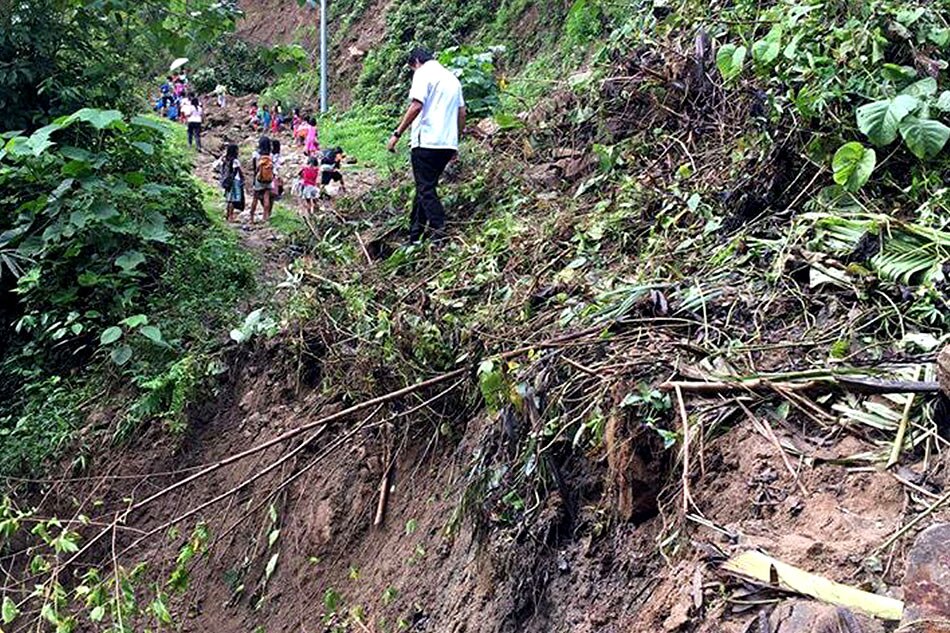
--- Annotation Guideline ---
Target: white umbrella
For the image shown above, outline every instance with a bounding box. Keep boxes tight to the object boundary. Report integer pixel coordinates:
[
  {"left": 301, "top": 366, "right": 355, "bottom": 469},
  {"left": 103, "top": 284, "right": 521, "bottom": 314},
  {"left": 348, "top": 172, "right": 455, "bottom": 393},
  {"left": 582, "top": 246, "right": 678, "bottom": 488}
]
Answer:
[{"left": 170, "top": 58, "right": 189, "bottom": 72}]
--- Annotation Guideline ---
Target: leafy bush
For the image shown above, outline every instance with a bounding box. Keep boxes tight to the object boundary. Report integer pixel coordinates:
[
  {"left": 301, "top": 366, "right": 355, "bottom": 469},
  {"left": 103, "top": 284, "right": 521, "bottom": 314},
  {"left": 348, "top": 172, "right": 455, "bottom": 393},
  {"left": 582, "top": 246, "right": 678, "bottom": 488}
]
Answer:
[
  {"left": 200, "top": 35, "right": 309, "bottom": 95},
  {"left": 0, "top": 114, "right": 257, "bottom": 474},
  {"left": 190, "top": 67, "right": 219, "bottom": 94},
  {"left": 439, "top": 46, "right": 503, "bottom": 119},
  {"left": 564, "top": 0, "right": 604, "bottom": 47},
  {"left": 0, "top": 111, "right": 204, "bottom": 365},
  {"left": 353, "top": 0, "right": 495, "bottom": 105},
  {"left": 856, "top": 78, "right": 950, "bottom": 159},
  {"left": 0, "top": 0, "right": 239, "bottom": 131}
]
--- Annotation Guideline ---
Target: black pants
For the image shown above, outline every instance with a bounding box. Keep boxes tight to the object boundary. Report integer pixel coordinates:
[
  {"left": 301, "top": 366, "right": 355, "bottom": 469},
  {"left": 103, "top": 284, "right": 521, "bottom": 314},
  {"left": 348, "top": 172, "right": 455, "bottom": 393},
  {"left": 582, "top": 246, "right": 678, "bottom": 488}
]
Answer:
[
  {"left": 410, "top": 147, "right": 455, "bottom": 242},
  {"left": 187, "top": 122, "right": 202, "bottom": 150}
]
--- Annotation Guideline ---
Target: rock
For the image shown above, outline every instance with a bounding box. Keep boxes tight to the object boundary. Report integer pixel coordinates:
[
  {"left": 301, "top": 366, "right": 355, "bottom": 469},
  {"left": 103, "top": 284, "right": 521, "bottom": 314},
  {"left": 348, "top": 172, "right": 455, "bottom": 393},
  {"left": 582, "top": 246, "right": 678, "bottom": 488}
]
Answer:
[
  {"left": 348, "top": 45, "right": 366, "bottom": 58},
  {"left": 524, "top": 163, "right": 560, "bottom": 187},
  {"left": 937, "top": 345, "right": 949, "bottom": 397},
  {"left": 475, "top": 117, "right": 501, "bottom": 138},
  {"left": 901, "top": 523, "right": 950, "bottom": 633},
  {"left": 769, "top": 600, "right": 884, "bottom": 633}
]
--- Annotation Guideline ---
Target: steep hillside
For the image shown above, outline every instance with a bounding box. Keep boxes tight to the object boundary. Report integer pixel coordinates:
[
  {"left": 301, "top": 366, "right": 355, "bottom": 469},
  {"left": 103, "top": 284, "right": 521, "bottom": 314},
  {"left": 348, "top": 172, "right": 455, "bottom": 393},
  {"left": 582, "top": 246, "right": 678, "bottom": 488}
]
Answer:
[
  {"left": 237, "top": 0, "right": 314, "bottom": 48},
  {"left": 3, "top": 1, "right": 950, "bottom": 632}
]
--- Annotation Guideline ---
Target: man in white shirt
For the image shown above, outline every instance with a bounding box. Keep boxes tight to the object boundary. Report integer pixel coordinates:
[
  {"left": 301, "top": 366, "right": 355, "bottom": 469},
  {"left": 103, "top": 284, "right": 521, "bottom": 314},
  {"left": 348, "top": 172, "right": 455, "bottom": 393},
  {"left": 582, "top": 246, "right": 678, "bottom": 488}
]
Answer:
[{"left": 387, "top": 47, "right": 466, "bottom": 243}]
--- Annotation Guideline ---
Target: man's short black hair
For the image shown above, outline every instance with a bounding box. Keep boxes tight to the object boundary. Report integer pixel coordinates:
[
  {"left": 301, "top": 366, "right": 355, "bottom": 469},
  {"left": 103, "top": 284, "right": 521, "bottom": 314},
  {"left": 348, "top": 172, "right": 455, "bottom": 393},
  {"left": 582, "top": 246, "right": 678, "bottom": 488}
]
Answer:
[{"left": 407, "top": 47, "right": 433, "bottom": 66}]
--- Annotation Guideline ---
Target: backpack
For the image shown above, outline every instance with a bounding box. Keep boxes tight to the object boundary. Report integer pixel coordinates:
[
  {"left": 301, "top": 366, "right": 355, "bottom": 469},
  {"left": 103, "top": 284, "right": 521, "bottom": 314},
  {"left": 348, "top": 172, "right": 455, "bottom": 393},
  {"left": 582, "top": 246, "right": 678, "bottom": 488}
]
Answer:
[
  {"left": 256, "top": 155, "right": 274, "bottom": 184},
  {"left": 219, "top": 162, "right": 235, "bottom": 191}
]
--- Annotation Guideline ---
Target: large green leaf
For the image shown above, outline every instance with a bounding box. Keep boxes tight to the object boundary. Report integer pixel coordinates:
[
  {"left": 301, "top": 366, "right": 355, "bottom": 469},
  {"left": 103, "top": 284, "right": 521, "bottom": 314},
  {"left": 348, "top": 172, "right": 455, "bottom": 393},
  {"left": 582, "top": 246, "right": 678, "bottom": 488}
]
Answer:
[
  {"left": 100, "top": 326, "right": 123, "bottom": 345},
  {"left": 900, "top": 77, "right": 937, "bottom": 98},
  {"left": 110, "top": 344, "right": 133, "bottom": 366},
  {"left": 2, "top": 596, "right": 19, "bottom": 624},
  {"left": 59, "top": 108, "right": 126, "bottom": 131},
  {"left": 115, "top": 251, "right": 146, "bottom": 272},
  {"left": 832, "top": 142, "right": 876, "bottom": 192},
  {"left": 856, "top": 95, "right": 919, "bottom": 146},
  {"left": 752, "top": 26, "right": 782, "bottom": 65},
  {"left": 140, "top": 325, "right": 164, "bottom": 344},
  {"left": 899, "top": 116, "right": 950, "bottom": 159},
  {"left": 716, "top": 44, "right": 747, "bottom": 82}
]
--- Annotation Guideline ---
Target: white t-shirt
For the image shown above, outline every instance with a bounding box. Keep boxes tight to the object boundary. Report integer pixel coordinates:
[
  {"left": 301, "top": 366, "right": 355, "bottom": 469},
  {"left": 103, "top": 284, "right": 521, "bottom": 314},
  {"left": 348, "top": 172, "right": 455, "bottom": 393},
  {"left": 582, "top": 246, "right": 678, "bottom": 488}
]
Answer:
[
  {"left": 408, "top": 60, "right": 465, "bottom": 150},
  {"left": 181, "top": 101, "right": 202, "bottom": 123}
]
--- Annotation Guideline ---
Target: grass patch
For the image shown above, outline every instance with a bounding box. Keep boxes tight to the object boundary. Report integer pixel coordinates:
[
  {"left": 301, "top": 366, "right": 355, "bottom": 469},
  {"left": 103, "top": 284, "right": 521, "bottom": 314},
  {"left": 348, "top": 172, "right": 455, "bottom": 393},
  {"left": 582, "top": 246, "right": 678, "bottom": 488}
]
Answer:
[
  {"left": 318, "top": 106, "right": 404, "bottom": 175},
  {"left": 271, "top": 202, "right": 307, "bottom": 237},
  {"left": 0, "top": 374, "right": 93, "bottom": 476},
  {"left": 149, "top": 184, "right": 258, "bottom": 343}
]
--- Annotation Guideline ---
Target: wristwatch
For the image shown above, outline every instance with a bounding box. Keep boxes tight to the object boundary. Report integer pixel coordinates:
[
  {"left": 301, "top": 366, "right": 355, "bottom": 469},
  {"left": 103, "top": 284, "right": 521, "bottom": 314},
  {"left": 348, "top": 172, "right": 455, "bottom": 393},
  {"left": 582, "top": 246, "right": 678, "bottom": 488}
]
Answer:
[{"left": 392, "top": 130, "right": 402, "bottom": 138}]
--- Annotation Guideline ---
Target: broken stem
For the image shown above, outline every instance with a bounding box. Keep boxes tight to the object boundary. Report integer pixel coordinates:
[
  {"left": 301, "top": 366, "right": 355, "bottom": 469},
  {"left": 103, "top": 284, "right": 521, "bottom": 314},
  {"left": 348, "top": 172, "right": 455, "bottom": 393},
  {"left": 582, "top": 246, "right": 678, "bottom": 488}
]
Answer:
[
  {"left": 675, "top": 385, "right": 694, "bottom": 514},
  {"left": 886, "top": 366, "right": 922, "bottom": 469}
]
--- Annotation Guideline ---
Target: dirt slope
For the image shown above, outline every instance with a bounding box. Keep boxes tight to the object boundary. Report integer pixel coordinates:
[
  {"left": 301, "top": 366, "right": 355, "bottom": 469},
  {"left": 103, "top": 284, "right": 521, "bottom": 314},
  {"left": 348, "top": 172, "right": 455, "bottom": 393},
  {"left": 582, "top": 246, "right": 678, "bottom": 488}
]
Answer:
[
  {"left": 236, "top": 0, "right": 391, "bottom": 107},
  {"left": 10, "top": 100, "right": 942, "bottom": 633},
  {"left": 237, "top": 0, "right": 316, "bottom": 49}
]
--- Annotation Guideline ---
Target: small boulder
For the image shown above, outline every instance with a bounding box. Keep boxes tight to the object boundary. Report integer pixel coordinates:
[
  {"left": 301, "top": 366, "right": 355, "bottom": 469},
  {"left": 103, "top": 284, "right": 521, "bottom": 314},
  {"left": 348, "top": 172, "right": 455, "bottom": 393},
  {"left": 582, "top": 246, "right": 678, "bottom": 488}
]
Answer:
[
  {"left": 901, "top": 523, "right": 950, "bottom": 633},
  {"left": 769, "top": 600, "right": 884, "bottom": 633}
]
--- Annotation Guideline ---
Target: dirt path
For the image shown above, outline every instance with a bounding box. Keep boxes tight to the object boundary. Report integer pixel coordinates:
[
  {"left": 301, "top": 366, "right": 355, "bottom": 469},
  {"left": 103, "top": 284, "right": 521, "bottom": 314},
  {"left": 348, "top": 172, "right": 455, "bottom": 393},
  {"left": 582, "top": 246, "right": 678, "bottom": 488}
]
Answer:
[{"left": 191, "top": 93, "right": 380, "bottom": 283}]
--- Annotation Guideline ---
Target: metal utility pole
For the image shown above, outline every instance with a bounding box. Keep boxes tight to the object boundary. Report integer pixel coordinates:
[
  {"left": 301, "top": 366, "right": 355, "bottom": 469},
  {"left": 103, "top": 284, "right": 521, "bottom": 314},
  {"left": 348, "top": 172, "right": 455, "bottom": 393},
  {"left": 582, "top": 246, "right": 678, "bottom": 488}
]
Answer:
[{"left": 320, "top": 0, "right": 328, "bottom": 113}]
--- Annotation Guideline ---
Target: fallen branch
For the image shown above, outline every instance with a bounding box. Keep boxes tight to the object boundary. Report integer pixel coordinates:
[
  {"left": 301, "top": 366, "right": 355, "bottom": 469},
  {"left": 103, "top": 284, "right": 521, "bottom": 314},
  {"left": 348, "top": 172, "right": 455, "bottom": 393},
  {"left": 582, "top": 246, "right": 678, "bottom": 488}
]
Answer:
[
  {"left": 887, "top": 367, "right": 922, "bottom": 469},
  {"left": 661, "top": 379, "right": 820, "bottom": 394},
  {"left": 721, "top": 550, "right": 904, "bottom": 621},
  {"left": 661, "top": 376, "right": 941, "bottom": 395},
  {"left": 355, "top": 229, "right": 373, "bottom": 266},
  {"left": 60, "top": 367, "right": 469, "bottom": 570}
]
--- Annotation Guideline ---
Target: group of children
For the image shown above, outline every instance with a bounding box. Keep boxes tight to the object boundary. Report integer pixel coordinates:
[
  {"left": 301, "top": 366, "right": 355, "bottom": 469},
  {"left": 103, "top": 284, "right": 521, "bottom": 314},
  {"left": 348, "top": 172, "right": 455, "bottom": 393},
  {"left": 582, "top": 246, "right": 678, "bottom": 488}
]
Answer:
[
  {"left": 155, "top": 74, "right": 190, "bottom": 120},
  {"left": 248, "top": 103, "right": 321, "bottom": 158},
  {"left": 215, "top": 132, "right": 347, "bottom": 223},
  {"left": 153, "top": 74, "right": 207, "bottom": 150}
]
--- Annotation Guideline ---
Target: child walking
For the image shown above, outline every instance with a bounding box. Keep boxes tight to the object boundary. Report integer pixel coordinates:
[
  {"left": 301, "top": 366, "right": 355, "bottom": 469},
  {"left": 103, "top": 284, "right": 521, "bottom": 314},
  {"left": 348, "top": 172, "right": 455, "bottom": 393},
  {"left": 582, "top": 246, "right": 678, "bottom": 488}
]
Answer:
[
  {"left": 299, "top": 157, "right": 321, "bottom": 214},
  {"left": 304, "top": 117, "right": 319, "bottom": 156},
  {"left": 219, "top": 144, "right": 244, "bottom": 223},
  {"left": 270, "top": 139, "right": 284, "bottom": 201},
  {"left": 261, "top": 106, "right": 272, "bottom": 134},
  {"left": 250, "top": 136, "right": 274, "bottom": 224}
]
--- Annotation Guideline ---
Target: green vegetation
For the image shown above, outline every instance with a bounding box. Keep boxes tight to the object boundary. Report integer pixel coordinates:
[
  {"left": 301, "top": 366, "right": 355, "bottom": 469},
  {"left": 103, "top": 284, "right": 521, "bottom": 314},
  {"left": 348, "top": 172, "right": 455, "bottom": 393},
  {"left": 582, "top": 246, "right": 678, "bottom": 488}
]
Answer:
[
  {"left": 270, "top": 202, "right": 309, "bottom": 237},
  {"left": 191, "top": 35, "right": 309, "bottom": 95},
  {"left": 0, "top": 0, "right": 239, "bottom": 130},
  {"left": 318, "top": 107, "right": 405, "bottom": 171},
  {"left": 0, "top": 115, "right": 256, "bottom": 473},
  {"left": 3, "top": 0, "right": 950, "bottom": 630}
]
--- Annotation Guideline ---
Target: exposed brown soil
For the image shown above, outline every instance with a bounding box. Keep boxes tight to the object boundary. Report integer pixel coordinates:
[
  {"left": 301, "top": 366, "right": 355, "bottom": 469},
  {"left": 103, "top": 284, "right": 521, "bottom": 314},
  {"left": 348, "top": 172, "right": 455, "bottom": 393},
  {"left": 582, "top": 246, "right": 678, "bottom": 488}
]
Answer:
[
  {"left": 237, "top": 0, "right": 316, "bottom": 50},
  {"left": 236, "top": 0, "right": 392, "bottom": 107},
  {"left": 7, "top": 69, "right": 950, "bottom": 633}
]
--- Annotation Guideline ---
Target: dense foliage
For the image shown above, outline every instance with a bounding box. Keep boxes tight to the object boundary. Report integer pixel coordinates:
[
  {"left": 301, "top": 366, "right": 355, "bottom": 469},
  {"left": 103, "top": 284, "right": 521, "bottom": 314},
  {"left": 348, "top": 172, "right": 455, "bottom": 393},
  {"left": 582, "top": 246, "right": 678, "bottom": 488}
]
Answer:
[
  {"left": 0, "top": 0, "right": 240, "bottom": 131},
  {"left": 0, "top": 113, "right": 256, "bottom": 474},
  {"left": 189, "top": 35, "right": 309, "bottom": 95},
  {"left": 0, "top": 0, "right": 257, "bottom": 477}
]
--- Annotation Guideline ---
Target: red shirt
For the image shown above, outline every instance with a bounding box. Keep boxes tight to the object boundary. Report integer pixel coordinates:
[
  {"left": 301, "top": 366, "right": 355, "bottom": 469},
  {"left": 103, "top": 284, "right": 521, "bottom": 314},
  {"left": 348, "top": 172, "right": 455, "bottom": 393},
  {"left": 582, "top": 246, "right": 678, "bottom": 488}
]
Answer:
[{"left": 301, "top": 166, "right": 319, "bottom": 187}]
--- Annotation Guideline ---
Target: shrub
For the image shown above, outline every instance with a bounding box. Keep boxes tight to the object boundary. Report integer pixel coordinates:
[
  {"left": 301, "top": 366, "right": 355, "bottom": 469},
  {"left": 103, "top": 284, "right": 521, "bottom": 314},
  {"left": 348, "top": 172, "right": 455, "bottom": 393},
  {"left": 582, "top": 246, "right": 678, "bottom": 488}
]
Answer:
[{"left": 439, "top": 46, "right": 503, "bottom": 119}]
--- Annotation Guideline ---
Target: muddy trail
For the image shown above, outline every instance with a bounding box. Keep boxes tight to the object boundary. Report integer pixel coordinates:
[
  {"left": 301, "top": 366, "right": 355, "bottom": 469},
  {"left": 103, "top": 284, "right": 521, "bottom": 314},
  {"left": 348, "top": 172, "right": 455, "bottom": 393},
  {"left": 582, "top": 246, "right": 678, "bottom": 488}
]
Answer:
[{"left": 192, "top": 94, "right": 378, "bottom": 284}]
